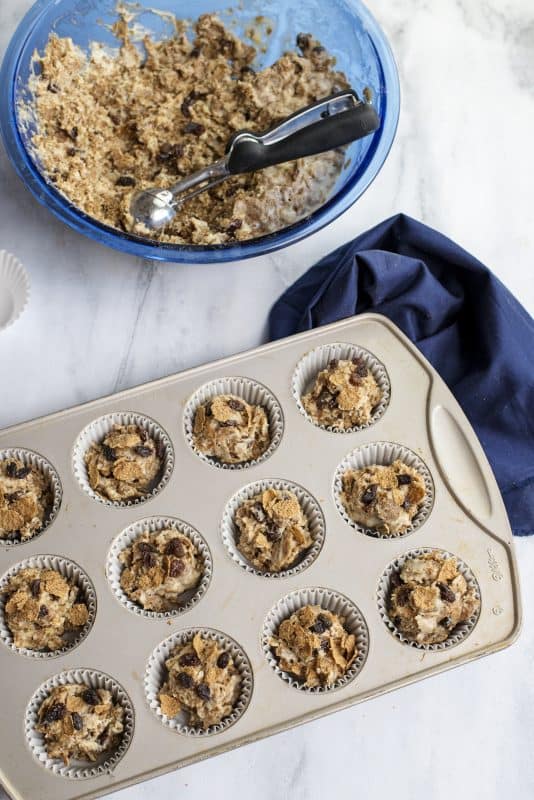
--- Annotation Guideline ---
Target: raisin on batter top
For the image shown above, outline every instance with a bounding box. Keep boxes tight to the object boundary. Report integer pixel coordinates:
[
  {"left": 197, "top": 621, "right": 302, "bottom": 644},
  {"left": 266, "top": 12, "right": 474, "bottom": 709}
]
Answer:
[
  {"left": 119, "top": 529, "right": 203, "bottom": 612},
  {"left": 0, "top": 458, "right": 52, "bottom": 542},
  {"left": 269, "top": 604, "right": 357, "bottom": 688},
  {"left": 388, "top": 552, "right": 480, "bottom": 645},
  {"left": 235, "top": 488, "right": 312, "bottom": 572},
  {"left": 193, "top": 394, "right": 270, "bottom": 465},
  {"left": 36, "top": 684, "right": 124, "bottom": 765},
  {"left": 84, "top": 424, "right": 163, "bottom": 502},
  {"left": 159, "top": 632, "right": 241, "bottom": 728},
  {"left": 2, "top": 567, "right": 89, "bottom": 651},
  {"left": 302, "top": 357, "right": 382, "bottom": 429}
]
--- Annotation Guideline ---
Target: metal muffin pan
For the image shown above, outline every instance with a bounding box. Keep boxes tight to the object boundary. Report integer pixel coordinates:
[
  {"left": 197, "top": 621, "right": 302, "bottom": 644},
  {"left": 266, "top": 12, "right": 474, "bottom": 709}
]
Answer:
[{"left": 0, "top": 313, "right": 521, "bottom": 800}]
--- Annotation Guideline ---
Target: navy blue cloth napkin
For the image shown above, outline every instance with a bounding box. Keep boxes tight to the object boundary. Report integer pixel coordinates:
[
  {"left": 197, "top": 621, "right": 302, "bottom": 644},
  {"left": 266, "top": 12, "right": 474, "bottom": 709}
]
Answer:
[{"left": 269, "top": 214, "right": 534, "bottom": 536}]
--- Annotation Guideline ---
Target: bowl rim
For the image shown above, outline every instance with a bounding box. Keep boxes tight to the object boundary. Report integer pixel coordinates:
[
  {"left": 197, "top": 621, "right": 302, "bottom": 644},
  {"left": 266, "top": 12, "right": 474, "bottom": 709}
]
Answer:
[{"left": 0, "top": 0, "right": 400, "bottom": 264}]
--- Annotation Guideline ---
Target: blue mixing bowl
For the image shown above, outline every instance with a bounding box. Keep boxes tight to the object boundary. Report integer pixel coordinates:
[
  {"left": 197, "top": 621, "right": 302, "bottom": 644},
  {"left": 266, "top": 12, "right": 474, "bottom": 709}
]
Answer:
[{"left": 0, "top": 0, "right": 399, "bottom": 263}]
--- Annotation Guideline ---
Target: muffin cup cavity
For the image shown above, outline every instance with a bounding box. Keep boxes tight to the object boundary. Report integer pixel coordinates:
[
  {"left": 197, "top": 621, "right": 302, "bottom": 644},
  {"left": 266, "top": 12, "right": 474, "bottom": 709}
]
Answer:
[
  {"left": 377, "top": 547, "right": 481, "bottom": 651},
  {"left": 72, "top": 412, "right": 174, "bottom": 507},
  {"left": 262, "top": 587, "right": 369, "bottom": 693},
  {"left": 144, "top": 627, "right": 253, "bottom": 736},
  {"left": 220, "top": 479, "right": 325, "bottom": 578},
  {"left": 0, "top": 554, "right": 96, "bottom": 658},
  {"left": 333, "top": 441, "right": 434, "bottom": 539},
  {"left": 25, "top": 668, "right": 134, "bottom": 779},
  {"left": 0, "top": 448, "right": 62, "bottom": 546},
  {"left": 292, "top": 343, "right": 390, "bottom": 433},
  {"left": 106, "top": 517, "right": 212, "bottom": 619},
  {"left": 183, "top": 377, "right": 284, "bottom": 470}
]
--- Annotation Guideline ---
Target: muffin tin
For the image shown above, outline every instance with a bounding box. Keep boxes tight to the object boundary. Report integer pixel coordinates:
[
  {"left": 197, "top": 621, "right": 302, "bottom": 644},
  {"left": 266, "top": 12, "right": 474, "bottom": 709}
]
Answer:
[{"left": 0, "top": 313, "right": 521, "bottom": 800}]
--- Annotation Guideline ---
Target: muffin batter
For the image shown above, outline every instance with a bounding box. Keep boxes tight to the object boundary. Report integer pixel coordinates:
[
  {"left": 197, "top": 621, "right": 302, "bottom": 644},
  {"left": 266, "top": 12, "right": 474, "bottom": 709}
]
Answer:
[
  {"left": 235, "top": 488, "right": 312, "bottom": 572},
  {"left": 159, "top": 632, "right": 241, "bottom": 728},
  {"left": 119, "top": 529, "right": 203, "bottom": 612},
  {"left": 2, "top": 567, "right": 89, "bottom": 651},
  {"left": 0, "top": 458, "right": 52, "bottom": 542},
  {"left": 388, "top": 552, "right": 480, "bottom": 645},
  {"left": 193, "top": 394, "right": 270, "bottom": 464},
  {"left": 27, "top": 13, "right": 350, "bottom": 244},
  {"left": 302, "top": 357, "right": 382, "bottom": 429},
  {"left": 85, "top": 424, "right": 162, "bottom": 502},
  {"left": 341, "top": 459, "right": 427, "bottom": 535},
  {"left": 270, "top": 604, "right": 357, "bottom": 688},
  {"left": 36, "top": 684, "right": 124, "bottom": 765}
]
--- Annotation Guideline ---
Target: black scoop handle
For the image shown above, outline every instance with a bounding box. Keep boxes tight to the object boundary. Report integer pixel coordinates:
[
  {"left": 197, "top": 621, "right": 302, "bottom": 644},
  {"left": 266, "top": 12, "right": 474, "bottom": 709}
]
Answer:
[{"left": 226, "top": 101, "right": 379, "bottom": 175}]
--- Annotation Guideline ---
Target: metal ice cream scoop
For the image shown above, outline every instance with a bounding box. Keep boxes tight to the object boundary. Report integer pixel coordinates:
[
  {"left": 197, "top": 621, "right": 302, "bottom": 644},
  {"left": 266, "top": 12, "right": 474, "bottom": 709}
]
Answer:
[{"left": 130, "top": 90, "right": 379, "bottom": 230}]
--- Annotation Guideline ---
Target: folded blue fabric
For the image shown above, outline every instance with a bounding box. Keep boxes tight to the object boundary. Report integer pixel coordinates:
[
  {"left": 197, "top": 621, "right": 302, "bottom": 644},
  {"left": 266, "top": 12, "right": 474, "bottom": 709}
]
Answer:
[{"left": 269, "top": 213, "right": 534, "bottom": 536}]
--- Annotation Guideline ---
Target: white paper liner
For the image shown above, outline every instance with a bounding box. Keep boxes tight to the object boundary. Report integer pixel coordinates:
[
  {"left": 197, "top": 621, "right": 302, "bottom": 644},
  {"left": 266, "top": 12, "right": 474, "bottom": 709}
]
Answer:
[
  {"left": 333, "top": 441, "right": 434, "bottom": 538},
  {"left": 0, "top": 555, "right": 96, "bottom": 658},
  {"left": 144, "top": 627, "right": 253, "bottom": 736},
  {"left": 0, "top": 448, "right": 62, "bottom": 547},
  {"left": 0, "top": 250, "right": 30, "bottom": 332},
  {"left": 292, "top": 342, "right": 390, "bottom": 433},
  {"left": 72, "top": 412, "right": 174, "bottom": 507},
  {"left": 377, "top": 547, "right": 481, "bottom": 651},
  {"left": 262, "top": 587, "right": 369, "bottom": 693},
  {"left": 183, "top": 377, "right": 284, "bottom": 470},
  {"left": 106, "top": 516, "right": 212, "bottom": 619},
  {"left": 220, "top": 479, "right": 325, "bottom": 578},
  {"left": 25, "top": 668, "right": 135, "bottom": 779}
]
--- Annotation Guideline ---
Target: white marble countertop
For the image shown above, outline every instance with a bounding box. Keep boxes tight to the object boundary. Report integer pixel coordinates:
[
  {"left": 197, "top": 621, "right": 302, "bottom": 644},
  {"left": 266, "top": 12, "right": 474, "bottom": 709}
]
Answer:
[{"left": 1, "top": 0, "right": 533, "bottom": 798}]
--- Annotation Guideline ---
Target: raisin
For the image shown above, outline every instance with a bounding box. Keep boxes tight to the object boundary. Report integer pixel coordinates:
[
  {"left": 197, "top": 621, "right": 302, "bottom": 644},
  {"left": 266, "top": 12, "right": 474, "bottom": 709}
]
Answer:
[
  {"left": 72, "top": 712, "right": 83, "bottom": 731},
  {"left": 317, "top": 613, "right": 332, "bottom": 629},
  {"left": 179, "top": 652, "right": 200, "bottom": 667},
  {"left": 440, "top": 616, "right": 452, "bottom": 629},
  {"left": 109, "top": 112, "right": 121, "bottom": 125},
  {"left": 309, "top": 616, "right": 328, "bottom": 634},
  {"left": 226, "top": 219, "right": 243, "bottom": 234},
  {"left": 178, "top": 672, "right": 194, "bottom": 689},
  {"left": 142, "top": 551, "right": 157, "bottom": 569},
  {"left": 5, "top": 462, "right": 17, "bottom": 477},
  {"left": 265, "top": 522, "right": 282, "bottom": 543},
  {"left": 30, "top": 579, "right": 41, "bottom": 597},
  {"left": 47, "top": 82, "right": 60, "bottom": 93},
  {"left": 251, "top": 502, "right": 266, "bottom": 523},
  {"left": 180, "top": 90, "right": 207, "bottom": 118},
  {"left": 38, "top": 605, "right": 48, "bottom": 618},
  {"left": 240, "top": 65, "right": 256, "bottom": 75},
  {"left": 183, "top": 121, "right": 205, "bottom": 136},
  {"left": 217, "top": 652, "right": 230, "bottom": 669},
  {"left": 349, "top": 373, "right": 362, "bottom": 387},
  {"left": 44, "top": 703, "right": 66, "bottom": 723},
  {"left": 83, "top": 688, "right": 100, "bottom": 706},
  {"left": 227, "top": 398, "right": 244, "bottom": 412},
  {"left": 397, "top": 474, "right": 412, "bottom": 486},
  {"left": 5, "top": 491, "right": 21, "bottom": 501},
  {"left": 390, "top": 572, "right": 402, "bottom": 589},
  {"left": 69, "top": 126, "right": 78, "bottom": 140},
  {"left": 157, "top": 143, "right": 184, "bottom": 162},
  {"left": 219, "top": 420, "right": 237, "bottom": 428},
  {"left": 312, "top": 45, "right": 325, "bottom": 54},
  {"left": 196, "top": 683, "right": 211, "bottom": 700},
  {"left": 137, "top": 541, "right": 155, "bottom": 554},
  {"left": 66, "top": 147, "right": 77, "bottom": 156},
  {"left": 395, "top": 587, "right": 411, "bottom": 607},
  {"left": 169, "top": 558, "right": 184, "bottom": 577},
  {"left": 165, "top": 538, "right": 185, "bottom": 557},
  {"left": 116, "top": 175, "right": 136, "bottom": 187},
  {"left": 328, "top": 358, "right": 339, "bottom": 369},
  {"left": 190, "top": 47, "right": 200, "bottom": 58},
  {"left": 296, "top": 33, "right": 311, "bottom": 50},
  {"left": 102, "top": 444, "right": 117, "bottom": 461},
  {"left": 316, "top": 388, "right": 337, "bottom": 410},
  {"left": 15, "top": 466, "right": 31, "bottom": 479},
  {"left": 361, "top": 484, "right": 378, "bottom": 505},
  {"left": 320, "top": 639, "right": 331, "bottom": 652},
  {"left": 438, "top": 582, "right": 456, "bottom": 603},
  {"left": 402, "top": 499, "right": 412, "bottom": 510},
  {"left": 351, "top": 357, "right": 368, "bottom": 377},
  {"left": 134, "top": 445, "right": 152, "bottom": 457}
]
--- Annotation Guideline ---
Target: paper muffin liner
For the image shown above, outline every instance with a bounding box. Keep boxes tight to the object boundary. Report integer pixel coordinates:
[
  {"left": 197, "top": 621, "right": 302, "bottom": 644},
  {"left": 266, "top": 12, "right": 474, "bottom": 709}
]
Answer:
[
  {"left": 220, "top": 479, "right": 326, "bottom": 578},
  {"left": 292, "top": 343, "right": 390, "bottom": 433},
  {"left": 183, "top": 377, "right": 284, "bottom": 470},
  {"left": 333, "top": 441, "right": 434, "bottom": 538},
  {"left": 72, "top": 412, "right": 174, "bottom": 507},
  {"left": 262, "top": 587, "right": 369, "bottom": 693},
  {"left": 0, "top": 250, "right": 30, "bottom": 332},
  {"left": 0, "top": 554, "right": 96, "bottom": 658},
  {"left": 106, "top": 516, "right": 212, "bottom": 619},
  {"left": 25, "top": 668, "right": 135, "bottom": 779},
  {"left": 0, "top": 448, "right": 62, "bottom": 547},
  {"left": 377, "top": 547, "right": 481, "bottom": 651},
  {"left": 144, "top": 627, "right": 253, "bottom": 736}
]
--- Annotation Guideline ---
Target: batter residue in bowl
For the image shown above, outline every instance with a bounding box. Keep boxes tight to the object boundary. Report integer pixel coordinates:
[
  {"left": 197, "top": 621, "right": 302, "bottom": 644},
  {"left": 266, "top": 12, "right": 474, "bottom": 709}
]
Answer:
[{"left": 26, "top": 13, "right": 349, "bottom": 244}]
